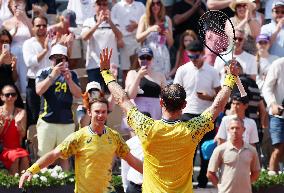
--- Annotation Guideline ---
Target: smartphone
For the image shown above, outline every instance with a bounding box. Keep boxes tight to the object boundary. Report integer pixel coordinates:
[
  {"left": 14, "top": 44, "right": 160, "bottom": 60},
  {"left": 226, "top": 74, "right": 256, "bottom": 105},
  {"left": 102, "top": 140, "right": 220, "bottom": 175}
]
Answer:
[
  {"left": 55, "top": 58, "right": 63, "bottom": 65},
  {"left": 2, "top": 44, "right": 10, "bottom": 52}
]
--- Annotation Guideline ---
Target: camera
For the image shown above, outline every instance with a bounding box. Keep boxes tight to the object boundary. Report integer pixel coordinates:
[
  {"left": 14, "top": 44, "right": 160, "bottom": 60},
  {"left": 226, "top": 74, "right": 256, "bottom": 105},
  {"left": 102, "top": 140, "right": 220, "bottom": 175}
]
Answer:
[
  {"left": 2, "top": 44, "right": 10, "bottom": 51},
  {"left": 55, "top": 58, "right": 63, "bottom": 65}
]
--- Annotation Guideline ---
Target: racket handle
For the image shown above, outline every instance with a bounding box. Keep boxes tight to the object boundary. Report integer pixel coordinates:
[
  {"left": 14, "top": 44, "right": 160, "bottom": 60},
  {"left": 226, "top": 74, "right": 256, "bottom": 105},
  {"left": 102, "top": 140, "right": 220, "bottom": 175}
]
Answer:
[{"left": 236, "top": 76, "right": 247, "bottom": 97}]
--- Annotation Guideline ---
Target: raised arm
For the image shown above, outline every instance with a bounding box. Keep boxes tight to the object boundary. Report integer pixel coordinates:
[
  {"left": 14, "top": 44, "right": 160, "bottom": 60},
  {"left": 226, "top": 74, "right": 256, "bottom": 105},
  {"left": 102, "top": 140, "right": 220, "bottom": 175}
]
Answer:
[{"left": 100, "top": 48, "right": 135, "bottom": 113}]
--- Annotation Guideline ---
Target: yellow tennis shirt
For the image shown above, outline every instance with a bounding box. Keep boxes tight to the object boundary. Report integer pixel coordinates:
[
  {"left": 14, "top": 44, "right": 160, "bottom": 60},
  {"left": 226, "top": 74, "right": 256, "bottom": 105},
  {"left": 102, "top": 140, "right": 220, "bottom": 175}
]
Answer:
[
  {"left": 127, "top": 108, "right": 214, "bottom": 193},
  {"left": 57, "top": 126, "right": 130, "bottom": 193}
]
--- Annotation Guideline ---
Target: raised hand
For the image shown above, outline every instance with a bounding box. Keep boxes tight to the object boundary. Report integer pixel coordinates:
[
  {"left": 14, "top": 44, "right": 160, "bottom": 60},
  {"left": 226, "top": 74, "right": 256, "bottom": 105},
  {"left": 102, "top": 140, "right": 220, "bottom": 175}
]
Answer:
[{"left": 99, "top": 47, "right": 113, "bottom": 71}]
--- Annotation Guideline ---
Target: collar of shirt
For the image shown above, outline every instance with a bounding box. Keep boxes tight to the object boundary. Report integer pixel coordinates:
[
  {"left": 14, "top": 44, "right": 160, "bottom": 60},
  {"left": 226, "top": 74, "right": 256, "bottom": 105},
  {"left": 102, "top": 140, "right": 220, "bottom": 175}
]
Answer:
[
  {"left": 121, "top": 0, "right": 134, "bottom": 7},
  {"left": 161, "top": 118, "right": 181, "bottom": 124},
  {"left": 227, "top": 140, "right": 249, "bottom": 151},
  {"left": 88, "top": 125, "right": 106, "bottom": 135}
]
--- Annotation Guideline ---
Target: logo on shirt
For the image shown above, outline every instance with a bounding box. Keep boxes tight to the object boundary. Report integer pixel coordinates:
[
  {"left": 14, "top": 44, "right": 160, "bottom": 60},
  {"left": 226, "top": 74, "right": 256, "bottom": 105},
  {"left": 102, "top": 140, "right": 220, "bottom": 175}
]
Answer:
[{"left": 86, "top": 137, "right": 92, "bottom": 144}]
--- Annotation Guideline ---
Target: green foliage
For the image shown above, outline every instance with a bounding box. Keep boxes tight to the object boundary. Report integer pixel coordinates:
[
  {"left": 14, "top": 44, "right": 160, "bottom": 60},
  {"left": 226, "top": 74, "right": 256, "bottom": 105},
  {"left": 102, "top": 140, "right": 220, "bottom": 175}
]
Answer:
[{"left": 252, "top": 170, "right": 284, "bottom": 191}]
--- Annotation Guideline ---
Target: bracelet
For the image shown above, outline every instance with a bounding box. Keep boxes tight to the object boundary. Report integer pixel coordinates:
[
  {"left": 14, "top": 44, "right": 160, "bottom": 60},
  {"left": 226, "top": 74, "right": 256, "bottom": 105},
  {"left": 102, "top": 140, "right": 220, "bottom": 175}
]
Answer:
[
  {"left": 27, "top": 163, "right": 41, "bottom": 175},
  {"left": 223, "top": 74, "right": 237, "bottom": 90},
  {"left": 101, "top": 70, "right": 116, "bottom": 85}
]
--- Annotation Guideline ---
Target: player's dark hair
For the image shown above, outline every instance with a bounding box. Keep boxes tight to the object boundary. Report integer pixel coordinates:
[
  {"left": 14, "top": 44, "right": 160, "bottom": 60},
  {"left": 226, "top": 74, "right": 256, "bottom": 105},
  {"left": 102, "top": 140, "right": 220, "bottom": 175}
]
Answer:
[{"left": 160, "top": 84, "right": 186, "bottom": 112}]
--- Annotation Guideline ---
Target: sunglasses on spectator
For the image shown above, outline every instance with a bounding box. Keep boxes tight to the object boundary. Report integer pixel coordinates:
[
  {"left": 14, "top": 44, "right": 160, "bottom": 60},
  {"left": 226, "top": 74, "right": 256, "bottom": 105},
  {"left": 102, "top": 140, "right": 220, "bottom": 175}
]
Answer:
[
  {"left": 235, "top": 37, "right": 244, "bottom": 42},
  {"left": 151, "top": 1, "right": 161, "bottom": 6},
  {"left": 139, "top": 55, "right": 152, "bottom": 61},
  {"left": 3, "top": 93, "right": 17, "bottom": 98},
  {"left": 236, "top": 4, "right": 247, "bottom": 9},
  {"left": 35, "top": 24, "right": 47, "bottom": 28},
  {"left": 258, "top": 41, "right": 268, "bottom": 45},
  {"left": 0, "top": 39, "right": 10, "bottom": 44},
  {"left": 187, "top": 53, "right": 202, "bottom": 60},
  {"left": 273, "top": 10, "right": 284, "bottom": 14},
  {"left": 97, "top": 2, "right": 108, "bottom": 6}
]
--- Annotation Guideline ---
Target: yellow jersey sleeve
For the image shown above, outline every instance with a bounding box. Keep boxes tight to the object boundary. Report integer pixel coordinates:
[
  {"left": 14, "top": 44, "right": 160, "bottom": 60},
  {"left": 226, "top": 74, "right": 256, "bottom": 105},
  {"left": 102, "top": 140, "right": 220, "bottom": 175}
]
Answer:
[
  {"left": 56, "top": 130, "right": 81, "bottom": 159},
  {"left": 185, "top": 111, "right": 214, "bottom": 144},
  {"left": 114, "top": 131, "right": 130, "bottom": 159},
  {"left": 127, "top": 107, "right": 155, "bottom": 143}
]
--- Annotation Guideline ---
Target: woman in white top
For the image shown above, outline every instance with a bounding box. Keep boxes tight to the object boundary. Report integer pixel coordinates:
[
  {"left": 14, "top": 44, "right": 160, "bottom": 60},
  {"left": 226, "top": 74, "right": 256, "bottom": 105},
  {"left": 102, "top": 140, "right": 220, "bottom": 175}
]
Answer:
[
  {"left": 254, "top": 34, "right": 279, "bottom": 92},
  {"left": 2, "top": 0, "right": 33, "bottom": 95},
  {"left": 136, "top": 0, "right": 174, "bottom": 76}
]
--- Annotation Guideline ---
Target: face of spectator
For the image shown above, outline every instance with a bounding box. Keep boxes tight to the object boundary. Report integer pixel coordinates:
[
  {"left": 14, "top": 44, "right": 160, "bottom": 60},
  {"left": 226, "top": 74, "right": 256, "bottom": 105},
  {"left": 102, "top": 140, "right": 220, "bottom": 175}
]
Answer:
[
  {"left": 256, "top": 40, "right": 270, "bottom": 52},
  {"left": 272, "top": 6, "right": 284, "bottom": 23},
  {"left": 0, "top": 35, "right": 11, "bottom": 52},
  {"left": 138, "top": 54, "right": 153, "bottom": 69},
  {"left": 235, "top": 30, "right": 245, "bottom": 50},
  {"left": 187, "top": 50, "right": 204, "bottom": 69},
  {"left": 0, "top": 86, "right": 17, "bottom": 105},
  {"left": 151, "top": 0, "right": 161, "bottom": 15},
  {"left": 183, "top": 35, "right": 195, "bottom": 48},
  {"left": 235, "top": 3, "right": 248, "bottom": 18},
  {"left": 230, "top": 100, "right": 247, "bottom": 116},
  {"left": 88, "top": 101, "right": 108, "bottom": 128},
  {"left": 33, "top": 17, "right": 47, "bottom": 37},
  {"left": 95, "top": 0, "right": 108, "bottom": 13},
  {"left": 227, "top": 120, "right": 245, "bottom": 142},
  {"left": 10, "top": 0, "right": 26, "bottom": 15},
  {"left": 51, "top": 54, "right": 67, "bottom": 66}
]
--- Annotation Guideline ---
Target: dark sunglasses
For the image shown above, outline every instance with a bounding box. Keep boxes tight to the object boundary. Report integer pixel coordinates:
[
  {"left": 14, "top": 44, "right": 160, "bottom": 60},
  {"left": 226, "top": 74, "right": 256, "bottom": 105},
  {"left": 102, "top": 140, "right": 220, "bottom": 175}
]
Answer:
[
  {"left": 273, "top": 10, "right": 284, "bottom": 14},
  {"left": 151, "top": 1, "right": 161, "bottom": 6},
  {"left": 3, "top": 92, "right": 17, "bottom": 98},
  {"left": 236, "top": 4, "right": 247, "bottom": 8},
  {"left": 188, "top": 54, "right": 201, "bottom": 60},
  {"left": 258, "top": 41, "right": 268, "bottom": 45},
  {"left": 0, "top": 39, "right": 10, "bottom": 44},
  {"left": 235, "top": 37, "right": 244, "bottom": 42},
  {"left": 139, "top": 55, "right": 152, "bottom": 61},
  {"left": 97, "top": 2, "right": 108, "bottom": 6},
  {"left": 35, "top": 24, "right": 47, "bottom": 28}
]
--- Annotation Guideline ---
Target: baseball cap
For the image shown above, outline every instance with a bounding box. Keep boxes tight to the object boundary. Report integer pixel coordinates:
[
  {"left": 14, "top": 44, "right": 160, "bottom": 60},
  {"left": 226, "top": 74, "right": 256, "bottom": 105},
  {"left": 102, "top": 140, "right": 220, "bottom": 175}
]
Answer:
[
  {"left": 272, "top": 0, "right": 284, "bottom": 9},
  {"left": 49, "top": 44, "right": 68, "bottom": 60},
  {"left": 61, "top": 9, "right": 77, "bottom": 28},
  {"left": 86, "top": 81, "right": 102, "bottom": 92},
  {"left": 137, "top": 46, "right": 153, "bottom": 57},
  {"left": 231, "top": 93, "right": 249, "bottom": 104},
  {"left": 256, "top": 34, "right": 270, "bottom": 43},
  {"left": 186, "top": 40, "right": 204, "bottom": 52}
]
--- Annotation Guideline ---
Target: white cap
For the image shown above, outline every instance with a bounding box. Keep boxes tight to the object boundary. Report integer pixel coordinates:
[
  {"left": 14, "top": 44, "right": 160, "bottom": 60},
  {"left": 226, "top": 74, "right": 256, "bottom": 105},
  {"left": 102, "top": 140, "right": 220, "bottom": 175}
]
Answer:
[
  {"left": 86, "top": 81, "right": 102, "bottom": 92},
  {"left": 49, "top": 44, "right": 68, "bottom": 60}
]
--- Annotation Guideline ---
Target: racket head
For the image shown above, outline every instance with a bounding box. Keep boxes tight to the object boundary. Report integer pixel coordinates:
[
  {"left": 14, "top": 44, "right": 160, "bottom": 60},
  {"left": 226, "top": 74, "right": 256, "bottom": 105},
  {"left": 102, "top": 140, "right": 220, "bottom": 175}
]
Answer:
[{"left": 198, "top": 10, "right": 235, "bottom": 57}]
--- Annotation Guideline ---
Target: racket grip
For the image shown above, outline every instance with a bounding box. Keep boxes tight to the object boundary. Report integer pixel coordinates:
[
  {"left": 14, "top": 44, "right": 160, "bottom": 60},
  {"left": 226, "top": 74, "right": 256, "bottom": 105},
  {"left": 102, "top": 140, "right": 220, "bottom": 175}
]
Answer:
[{"left": 236, "top": 76, "right": 247, "bottom": 97}]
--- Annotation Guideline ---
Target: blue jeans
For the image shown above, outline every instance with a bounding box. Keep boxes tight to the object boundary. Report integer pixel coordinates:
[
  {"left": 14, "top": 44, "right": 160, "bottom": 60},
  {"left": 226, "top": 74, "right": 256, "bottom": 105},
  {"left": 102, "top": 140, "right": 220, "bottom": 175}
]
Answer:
[{"left": 269, "top": 116, "right": 284, "bottom": 145}]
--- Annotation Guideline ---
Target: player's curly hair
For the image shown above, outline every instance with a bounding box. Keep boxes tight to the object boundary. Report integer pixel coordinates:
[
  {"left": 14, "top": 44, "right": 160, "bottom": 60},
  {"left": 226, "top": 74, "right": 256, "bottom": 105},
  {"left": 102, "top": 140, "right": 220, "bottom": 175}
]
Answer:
[
  {"left": 82, "top": 91, "right": 108, "bottom": 110},
  {"left": 160, "top": 84, "right": 186, "bottom": 112}
]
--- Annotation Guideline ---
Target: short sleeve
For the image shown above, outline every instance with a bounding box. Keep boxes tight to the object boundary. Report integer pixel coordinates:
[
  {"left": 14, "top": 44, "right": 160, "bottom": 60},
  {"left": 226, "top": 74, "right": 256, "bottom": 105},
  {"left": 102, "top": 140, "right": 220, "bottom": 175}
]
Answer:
[
  {"left": 114, "top": 132, "right": 130, "bottom": 159},
  {"left": 127, "top": 107, "right": 155, "bottom": 143},
  {"left": 185, "top": 111, "right": 214, "bottom": 144},
  {"left": 208, "top": 145, "right": 223, "bottom": 173},
  {"left": 249, "top": 119, "right": 259, "bottom": 144},
  {"left": 56, "top": 131, "right": 81, "bottom": 159},
  {"left": 216, "top": 118, "right": 227, "bottom": 140},
  {"left": 35, "top": 69, "right": 49, "bottom": 83}
]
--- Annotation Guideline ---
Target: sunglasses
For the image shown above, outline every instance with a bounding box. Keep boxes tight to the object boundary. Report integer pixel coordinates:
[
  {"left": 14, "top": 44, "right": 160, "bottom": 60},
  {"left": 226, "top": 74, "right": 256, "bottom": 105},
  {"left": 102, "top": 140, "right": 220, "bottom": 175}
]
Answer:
[
  {"left": 3, "top": 92, "right": 17, "bottom": 98},
  {"left": 152, "top": 1, "right": 161, "bottom": 6},
  {"left": 235, "top": 37, "right": 244, "bottom": 42},
  {"left": 35, "top": 24, "right": 47, "bottom": 28},
  {"left": 97, "top": 2, "right": 108, "bottom": 6},
  {"left": 273, "top": 10, "right": 284, "bottom": 14},
  {"left": 0, "top": 39, "right": 10, "bottom": 44},
  {"left": 258, "top": 41, "right": 268, "bottom": 45},
  {"left": 139, "top": 55, "right": 152, "bottom": 61},
  {"left": 236, "top": 4, "right": 247, "bottom": 8},
  {"left": 187, "top": 53, "right": 201, "bottom": 60}
]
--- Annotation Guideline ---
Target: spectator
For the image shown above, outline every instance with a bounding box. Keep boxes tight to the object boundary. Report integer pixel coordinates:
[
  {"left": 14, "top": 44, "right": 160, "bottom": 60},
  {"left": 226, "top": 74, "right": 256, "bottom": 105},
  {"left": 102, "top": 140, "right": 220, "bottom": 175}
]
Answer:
[
  {"left": 111, "top": 0, "right": 145, "bottom": 84},
  {"left": 2, "top": 0, "right": 33, "bottom": 95},
  {"left": 0, "top": 0, "right": 13, "bottom": 25},
  {"left": 67, "top": 0, "right": 95, "bottom": 26},
  {"left": 255, "top": 34, "right": 279, "bottom": 91},
  {"left": 207, "top": 0, "right": 235, "bottom": 18},
  {"left": 81, "top": 0, "right": 122, "bottom": 91},
  {"left": 214, "top": 29, "right": 257, "bottom": 83},
  {"left": 261, "top": 0, "right": 284, "bottom": 57},
  {"left": 207, "top": 116, "right": 260, "bottom": 193},
  {"left": 19, "top": 97, "right": 143, "bottom": 192},
  {"left": 168, "top": 29, "right": 198, "bottom": 78},
  {"left": 30, "top": 1, "right": 48, "bottom": 18},
  {"left": 23, "top": 15, "right": 51, "bottom": 128},
  {"left": 35, "top": 44, "right": 81, "bottom": 171},
  {"left": 0, "top": 84, "right": 29, "bottom": 175},
  {"left": 262, "top": 57, "right": 284, "bottom": 174},
  {"left": 174, "top": 40, "right": 221, "bottom": 188},
  {"left": 264, "top": 0, "right": 275, "bottom": 23},
  {"left": 215, "top": 94, "right": 259, "bottom": 146},
  {"left": 121, "top": 111, "right": 151, "bottom": 193},
  {"left": 252, "top": 0, "right": 265, "bottom": 26},
  {"left": 229, "top": 0, "right": 261, "bottom": 55},
  {"left": 0, "top": 28, "right": 23, "bottom": 108},
  {"left": 136, "top": 0, "right": 174, "bottom": 76},
  {"left": 99, "top": 47, "right": 240, "bottom": 192}
]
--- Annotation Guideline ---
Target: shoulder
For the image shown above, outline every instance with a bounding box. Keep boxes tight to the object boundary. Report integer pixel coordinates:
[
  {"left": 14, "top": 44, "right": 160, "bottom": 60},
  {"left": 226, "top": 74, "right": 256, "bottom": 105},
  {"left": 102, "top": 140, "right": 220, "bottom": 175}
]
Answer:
[
  {"left": 83, "top": 17, "right": 94, "bottom": 26},
  {"left": 23, "top": 37, "right": 35, "bottom": 45},
  {"left": 36, "top": 67, "right": 51, "bottom": 77}
]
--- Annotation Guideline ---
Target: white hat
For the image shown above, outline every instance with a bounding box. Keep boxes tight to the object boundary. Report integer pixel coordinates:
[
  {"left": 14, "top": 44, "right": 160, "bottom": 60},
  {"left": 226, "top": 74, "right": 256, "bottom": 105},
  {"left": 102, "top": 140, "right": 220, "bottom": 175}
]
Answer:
[
  {"left": 272, "top": 0, "right": 284, "bottom": 9},
  {"left": 49, "top": 44, "right": 68, "bottom": 60},
  {"left": 86, "top": 81, "right": 102, "bottom": 92},
  {"left": 230, "top": 0, "right": 255, "bottom": 11}
]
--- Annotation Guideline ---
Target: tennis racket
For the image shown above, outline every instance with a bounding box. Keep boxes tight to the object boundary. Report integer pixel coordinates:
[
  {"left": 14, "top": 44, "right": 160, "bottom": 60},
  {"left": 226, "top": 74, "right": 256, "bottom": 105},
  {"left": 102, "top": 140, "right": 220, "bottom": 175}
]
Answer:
[{"left": 198, "top": 10, "right": 247, "bottom": 97}]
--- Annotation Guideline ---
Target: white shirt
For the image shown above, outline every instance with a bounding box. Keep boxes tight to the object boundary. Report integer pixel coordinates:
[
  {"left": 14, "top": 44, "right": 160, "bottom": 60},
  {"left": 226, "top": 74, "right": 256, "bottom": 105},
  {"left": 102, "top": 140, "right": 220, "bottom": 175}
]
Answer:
[
  {"left": 214, "top": 51, "right": 257, "bottom": 84},
  {"left": 111, "top": 0, "right": 145, "bottom": 37},
  {"left": 23, "top": 37, "right": 51, "bottom": 79},
  {"left": 67, "top": 0, "right": 94, "bottom": 25},
  {"left": 0, "top": 0, "right": 13, "bottom": 24},
  {"left": 121, "top": 136, "right": 143, "bottom": 192},
  {"left": 264, "top": 0, "right": 274, "bottom": 20},
  {"left": 81, "top": 18, "right": 119, "bottom": 70},
  {"left": 263, "top": 57, "right": 284, "bottom": 118},
  {"left": 174, "top": 62, "right": 220, "bottom": 114},
  {"left": 216, "top": 115, "right": 259, "bottom": 144}
]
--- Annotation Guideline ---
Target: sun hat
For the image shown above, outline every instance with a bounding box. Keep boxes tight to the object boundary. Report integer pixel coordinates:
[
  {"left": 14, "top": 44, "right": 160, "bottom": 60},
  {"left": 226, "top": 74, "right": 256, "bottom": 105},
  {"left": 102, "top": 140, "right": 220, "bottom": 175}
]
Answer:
[
  {"left": 86, "top": 81, "right": 102, "bottom": 92},
  {"left": 230, "top": 0, "right": 256, "bottom": 11},
  {"left": 49, "top": 44, "right": 68, "bottom": 60}
]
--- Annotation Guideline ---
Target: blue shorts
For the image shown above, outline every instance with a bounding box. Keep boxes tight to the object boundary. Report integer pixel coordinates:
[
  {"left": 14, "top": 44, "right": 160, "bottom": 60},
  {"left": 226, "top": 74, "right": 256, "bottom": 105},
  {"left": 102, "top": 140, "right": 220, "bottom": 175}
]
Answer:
[{"left": 269, "top": 116, "right": 284, "bottom": 145}]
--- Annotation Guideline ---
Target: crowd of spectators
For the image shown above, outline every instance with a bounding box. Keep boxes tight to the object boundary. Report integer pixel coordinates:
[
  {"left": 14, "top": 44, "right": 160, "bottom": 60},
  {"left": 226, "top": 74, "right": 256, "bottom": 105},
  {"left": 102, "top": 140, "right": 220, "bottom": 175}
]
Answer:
[{"left": 0, "top": 0, "right": 284, "bottom": 191}]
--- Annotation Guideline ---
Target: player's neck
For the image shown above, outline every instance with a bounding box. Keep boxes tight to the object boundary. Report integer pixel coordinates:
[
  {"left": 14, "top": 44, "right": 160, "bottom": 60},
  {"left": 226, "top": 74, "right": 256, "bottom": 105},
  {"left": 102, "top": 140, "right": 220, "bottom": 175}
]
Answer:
[{"left": 162, "top": 110, "right": 182, "bottom": 121}]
